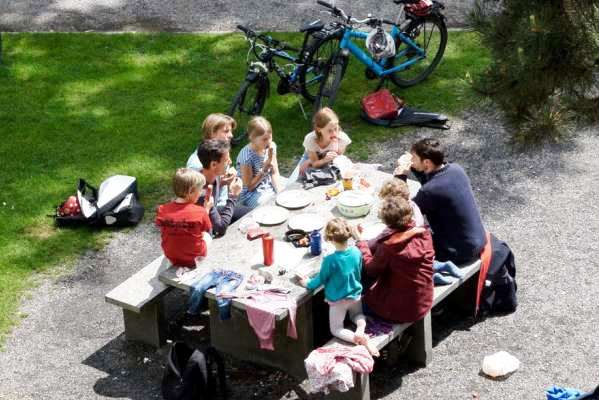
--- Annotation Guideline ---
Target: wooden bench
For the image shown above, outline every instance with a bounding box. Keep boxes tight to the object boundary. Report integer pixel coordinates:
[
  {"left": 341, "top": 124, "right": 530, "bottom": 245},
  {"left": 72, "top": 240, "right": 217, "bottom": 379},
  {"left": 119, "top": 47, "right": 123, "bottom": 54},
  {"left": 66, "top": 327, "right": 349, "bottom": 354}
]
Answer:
[
  {"left": 318, "top": 259, "right": 482, "bottom": 400},
  {"left": 105, "top": 255, "right": 172, "bottom": 348}
]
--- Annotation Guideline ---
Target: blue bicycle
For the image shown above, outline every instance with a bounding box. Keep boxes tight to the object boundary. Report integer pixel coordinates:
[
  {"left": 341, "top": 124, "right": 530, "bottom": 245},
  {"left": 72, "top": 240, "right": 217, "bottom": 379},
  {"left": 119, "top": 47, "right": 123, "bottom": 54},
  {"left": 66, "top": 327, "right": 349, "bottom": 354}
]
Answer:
[{"left": 313, "top": 0, "right": 448, "bottom": 110}]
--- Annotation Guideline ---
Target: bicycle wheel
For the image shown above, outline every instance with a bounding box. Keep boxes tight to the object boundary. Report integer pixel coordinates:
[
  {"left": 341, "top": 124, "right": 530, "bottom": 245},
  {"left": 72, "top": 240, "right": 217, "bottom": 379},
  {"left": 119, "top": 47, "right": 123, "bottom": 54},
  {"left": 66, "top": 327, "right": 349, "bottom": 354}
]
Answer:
[
  {"left": 299, "top": 35, "right": 342, "bottom": 103},
  {"left": 388, "top": 15, "right": 447, "bottom": 88},
  {"left": 314, "top": 53, "right": 348, "bottom": 112},
  {"left": 228, "top": 77, "right": 269, "bottom": 145}
]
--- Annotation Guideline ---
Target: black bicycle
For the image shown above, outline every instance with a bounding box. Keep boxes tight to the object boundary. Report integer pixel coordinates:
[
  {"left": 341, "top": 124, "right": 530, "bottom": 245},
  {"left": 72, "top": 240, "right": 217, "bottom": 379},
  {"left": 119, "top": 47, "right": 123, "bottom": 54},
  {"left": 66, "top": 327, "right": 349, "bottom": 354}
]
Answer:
[{"left": 228, "top": 23, "right": 342, "bottom": 144}]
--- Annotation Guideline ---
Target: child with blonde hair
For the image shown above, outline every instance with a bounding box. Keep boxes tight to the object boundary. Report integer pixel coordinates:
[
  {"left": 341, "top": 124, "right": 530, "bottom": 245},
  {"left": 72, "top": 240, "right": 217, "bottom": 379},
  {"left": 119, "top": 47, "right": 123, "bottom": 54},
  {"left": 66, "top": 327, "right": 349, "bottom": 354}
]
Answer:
[
  {"left": 156, "top": 168, "right": 214, "bottom": 267},
  {"left": 236, "top": 116, "right": 282, "bottom": 208},
  {"left": 187, "top": 113, "right": 237, "bottom": 170},
  {"left": 187, "top": 113, "right": 238, "bottom": 205},
  {"left": 299, "top": 107, "right": 351, "bottom": 173},
  {"left": 299, "top": 218, "right": 379, "bottom": 357}
]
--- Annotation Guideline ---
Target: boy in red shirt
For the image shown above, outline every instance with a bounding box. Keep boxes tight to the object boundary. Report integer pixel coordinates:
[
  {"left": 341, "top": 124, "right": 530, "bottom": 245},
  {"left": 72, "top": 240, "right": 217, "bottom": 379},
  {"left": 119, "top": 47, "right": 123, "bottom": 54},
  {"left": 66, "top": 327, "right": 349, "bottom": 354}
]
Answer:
[{"left": 156, "top": 168, "right": 214, "bottom": 267}]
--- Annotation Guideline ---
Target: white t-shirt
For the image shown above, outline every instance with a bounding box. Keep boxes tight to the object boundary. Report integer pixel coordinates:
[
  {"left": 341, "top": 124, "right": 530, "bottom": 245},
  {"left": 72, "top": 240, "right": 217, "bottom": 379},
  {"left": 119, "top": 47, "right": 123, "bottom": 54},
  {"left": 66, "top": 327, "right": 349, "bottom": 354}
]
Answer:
[{"left": 302, "top": 130, "right": 351, "bottom": 159}]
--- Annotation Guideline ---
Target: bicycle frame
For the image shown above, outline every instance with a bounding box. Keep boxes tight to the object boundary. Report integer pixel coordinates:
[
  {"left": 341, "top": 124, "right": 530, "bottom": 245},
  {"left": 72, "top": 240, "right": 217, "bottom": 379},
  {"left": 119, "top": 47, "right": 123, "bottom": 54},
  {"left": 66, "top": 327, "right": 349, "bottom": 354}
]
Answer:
[{"left": 339, "top": 26, "right": 425, "bottom": 77}]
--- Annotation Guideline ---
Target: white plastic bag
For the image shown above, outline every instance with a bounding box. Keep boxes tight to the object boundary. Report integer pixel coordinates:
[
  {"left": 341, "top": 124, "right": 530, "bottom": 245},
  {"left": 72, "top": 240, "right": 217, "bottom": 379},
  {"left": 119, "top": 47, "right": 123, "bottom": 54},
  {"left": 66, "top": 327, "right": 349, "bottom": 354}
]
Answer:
[{"left": 481, "top": 351, "right": 520, "bottom": 378}]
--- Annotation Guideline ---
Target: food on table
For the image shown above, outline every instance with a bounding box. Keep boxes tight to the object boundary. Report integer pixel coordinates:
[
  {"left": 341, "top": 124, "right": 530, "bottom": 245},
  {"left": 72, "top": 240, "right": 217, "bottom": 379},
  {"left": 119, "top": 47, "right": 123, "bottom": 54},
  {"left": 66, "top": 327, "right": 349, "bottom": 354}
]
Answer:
[{"left": 326, "top": 187, "right": 340, "bottom": 197}]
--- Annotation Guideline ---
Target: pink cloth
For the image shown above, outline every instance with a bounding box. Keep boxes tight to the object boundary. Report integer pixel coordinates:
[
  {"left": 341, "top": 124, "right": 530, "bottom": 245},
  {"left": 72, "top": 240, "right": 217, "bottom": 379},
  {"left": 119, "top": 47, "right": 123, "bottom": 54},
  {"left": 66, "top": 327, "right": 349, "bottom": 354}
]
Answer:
[
  {"left": 304, "top": 343, "right": 374, "bottom": 394},
  {"left": 243, "top": 291, "right": 297, "bottom": 351}
]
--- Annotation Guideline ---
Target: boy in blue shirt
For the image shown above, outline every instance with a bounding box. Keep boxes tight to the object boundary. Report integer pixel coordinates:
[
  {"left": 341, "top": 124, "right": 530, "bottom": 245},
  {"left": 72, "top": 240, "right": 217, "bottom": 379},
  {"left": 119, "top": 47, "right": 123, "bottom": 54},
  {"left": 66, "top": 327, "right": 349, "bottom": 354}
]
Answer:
[{"left": 299, "top": 218, "right": 379, "bottom": 357}]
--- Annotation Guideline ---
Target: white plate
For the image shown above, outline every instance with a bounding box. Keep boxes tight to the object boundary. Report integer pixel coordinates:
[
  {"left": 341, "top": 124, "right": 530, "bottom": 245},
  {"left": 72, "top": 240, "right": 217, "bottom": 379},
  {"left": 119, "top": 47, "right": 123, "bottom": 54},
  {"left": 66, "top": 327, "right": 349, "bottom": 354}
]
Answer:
[
  {"left": 253, "top": 206, "right": 289, "bottom": 226},
  {"left": 288, "top": 213, "right": 325, "bottom": 232},
  {"left": 276, "top": 190, "right": 313, "bottom": 209}
]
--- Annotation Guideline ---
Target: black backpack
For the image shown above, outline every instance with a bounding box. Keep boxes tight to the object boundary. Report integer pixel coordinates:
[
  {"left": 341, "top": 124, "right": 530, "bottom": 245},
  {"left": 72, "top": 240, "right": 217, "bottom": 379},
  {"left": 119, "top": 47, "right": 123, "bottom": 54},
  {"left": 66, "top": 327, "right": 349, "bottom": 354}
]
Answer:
[
  {"left": 301, "top": 165, "right": 341, "bottom": 189},
  {"left": 480, "top": 235, "right": 518, "bottom": 315},
  {"left": 162, "top": 342, "right": 227, "bottom": 400},
  {"left": 53, "top": 176, "right": 144, "bottom": 227},
  {"left": 360, "top": 107, "right": 450, "bottom": 130}
]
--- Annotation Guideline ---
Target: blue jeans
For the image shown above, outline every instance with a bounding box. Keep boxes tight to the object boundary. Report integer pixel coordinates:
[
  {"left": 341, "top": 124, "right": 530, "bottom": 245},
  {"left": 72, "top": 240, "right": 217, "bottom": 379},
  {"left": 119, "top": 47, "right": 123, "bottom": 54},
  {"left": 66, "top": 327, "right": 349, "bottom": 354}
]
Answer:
[
  {"left": 433, "top": 260, "right": 464, "bottom": 286},
  {"left": 188, "top": 269, "right": 243, "bottom": 320}
]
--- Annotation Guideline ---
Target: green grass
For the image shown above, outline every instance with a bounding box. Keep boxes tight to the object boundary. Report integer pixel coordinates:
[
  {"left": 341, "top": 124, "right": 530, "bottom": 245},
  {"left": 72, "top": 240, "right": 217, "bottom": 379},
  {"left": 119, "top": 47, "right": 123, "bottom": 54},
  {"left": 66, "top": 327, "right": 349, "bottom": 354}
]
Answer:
[{"left": 0, "top": 31, "right": 489, "bottom": 343}]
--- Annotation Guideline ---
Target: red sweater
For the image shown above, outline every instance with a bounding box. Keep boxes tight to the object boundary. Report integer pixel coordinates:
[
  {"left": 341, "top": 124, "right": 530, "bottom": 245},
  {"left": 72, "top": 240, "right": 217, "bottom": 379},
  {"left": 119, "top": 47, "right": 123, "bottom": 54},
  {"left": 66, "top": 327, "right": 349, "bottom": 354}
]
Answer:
[
  {"left": 156, "top": 202, "right": 212, "bottom": 267},
  {"left": 357, "top": 224, "right": 434, "bottom": 323}
]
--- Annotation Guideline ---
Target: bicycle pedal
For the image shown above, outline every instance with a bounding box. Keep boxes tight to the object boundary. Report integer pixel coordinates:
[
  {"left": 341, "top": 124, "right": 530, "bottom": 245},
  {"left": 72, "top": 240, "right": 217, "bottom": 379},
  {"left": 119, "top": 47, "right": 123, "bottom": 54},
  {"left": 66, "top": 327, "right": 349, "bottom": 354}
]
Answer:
[{"left": 364, "top": 68, "right": 377, "bottom": 80}]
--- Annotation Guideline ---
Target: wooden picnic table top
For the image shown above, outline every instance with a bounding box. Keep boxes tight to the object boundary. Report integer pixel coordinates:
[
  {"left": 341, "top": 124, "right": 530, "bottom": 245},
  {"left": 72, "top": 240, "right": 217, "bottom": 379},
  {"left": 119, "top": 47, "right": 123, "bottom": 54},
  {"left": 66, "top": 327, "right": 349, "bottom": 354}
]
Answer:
[{"left": 159, "top": 163, "right": 420, "bottom": 319}]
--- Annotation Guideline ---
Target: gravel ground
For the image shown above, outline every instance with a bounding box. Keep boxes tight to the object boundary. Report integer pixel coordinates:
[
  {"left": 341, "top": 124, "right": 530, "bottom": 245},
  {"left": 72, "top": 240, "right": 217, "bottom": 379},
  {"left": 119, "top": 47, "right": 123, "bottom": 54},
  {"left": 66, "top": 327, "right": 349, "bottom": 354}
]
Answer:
[
  {"left": 0, "top": 0, "right": 473, "bottom": 32},
  {"left": 1, "top": 108, "right": 598, "bottom": 400}
]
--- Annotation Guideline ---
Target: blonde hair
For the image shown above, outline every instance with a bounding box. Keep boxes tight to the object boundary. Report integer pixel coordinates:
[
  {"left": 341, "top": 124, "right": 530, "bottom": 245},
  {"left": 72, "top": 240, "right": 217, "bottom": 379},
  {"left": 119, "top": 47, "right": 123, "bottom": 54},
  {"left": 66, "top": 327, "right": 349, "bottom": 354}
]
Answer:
[
  {"left": 172, "top": 168, "right": 206, "bottom": 199},
  {"left": 324, "top": 217, "right": 353, "bottom": 243},
  {"left": 312, "top": 107, "right": 339, "bottom": 140},
  {"left": 247, "top": 116, "right": 272, "bottom": 140},
  {"left": 379, "top": 179, "right": 410, "bottom": 200},
  {"left": 201, "top": 113, "right": 236, "bottom": 139},
  {"left": 378, "top": 197, "right": 413, "bottom": 231}
]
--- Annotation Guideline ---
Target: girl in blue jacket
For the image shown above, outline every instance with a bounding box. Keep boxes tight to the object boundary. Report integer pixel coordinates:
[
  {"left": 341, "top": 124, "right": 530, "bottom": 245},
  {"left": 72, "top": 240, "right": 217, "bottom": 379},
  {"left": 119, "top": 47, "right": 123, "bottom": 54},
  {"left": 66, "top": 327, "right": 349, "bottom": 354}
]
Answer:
[{"left": 299, "top": 218, "right": 379, "bottom": 357}]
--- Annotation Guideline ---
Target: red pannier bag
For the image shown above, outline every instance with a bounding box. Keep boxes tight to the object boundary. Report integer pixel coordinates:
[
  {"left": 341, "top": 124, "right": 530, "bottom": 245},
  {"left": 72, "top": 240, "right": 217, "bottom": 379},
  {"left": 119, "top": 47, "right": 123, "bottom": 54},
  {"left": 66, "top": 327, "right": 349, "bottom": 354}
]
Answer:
[
  {"left": 405, "top": 0, "right": 433, "bottom": 17},
  {"left": 361, "top": 89, "right": 405, "bottom": 120}
]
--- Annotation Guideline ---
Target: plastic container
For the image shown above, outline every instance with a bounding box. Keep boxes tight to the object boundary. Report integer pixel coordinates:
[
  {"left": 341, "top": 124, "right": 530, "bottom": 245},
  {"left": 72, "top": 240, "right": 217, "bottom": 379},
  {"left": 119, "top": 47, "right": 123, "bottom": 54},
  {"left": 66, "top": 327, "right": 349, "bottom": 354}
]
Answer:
[{"left": 310, "top": 230, "right": 322, "bottom": 256}]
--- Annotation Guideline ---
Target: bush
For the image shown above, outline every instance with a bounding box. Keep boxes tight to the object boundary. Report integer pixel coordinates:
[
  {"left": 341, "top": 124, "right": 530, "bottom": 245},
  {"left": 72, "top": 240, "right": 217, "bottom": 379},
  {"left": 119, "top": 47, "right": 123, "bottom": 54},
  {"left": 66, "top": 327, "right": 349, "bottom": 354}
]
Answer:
[{"left": 469, "top": 0, "right": 599, "bottom": 143}]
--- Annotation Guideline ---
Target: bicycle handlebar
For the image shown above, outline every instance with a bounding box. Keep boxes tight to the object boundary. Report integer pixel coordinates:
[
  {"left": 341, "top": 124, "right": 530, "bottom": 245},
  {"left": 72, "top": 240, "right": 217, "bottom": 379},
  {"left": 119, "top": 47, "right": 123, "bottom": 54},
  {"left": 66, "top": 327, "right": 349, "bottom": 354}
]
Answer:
[
  {"left": 316, "top": 0, "right": 335, "bottom": 11},
  {"left": 317, "top": 0, "right": 349, "bottom": 21},
  {"left": 316, "top": 1, "right": 397, "bottom": 27}
]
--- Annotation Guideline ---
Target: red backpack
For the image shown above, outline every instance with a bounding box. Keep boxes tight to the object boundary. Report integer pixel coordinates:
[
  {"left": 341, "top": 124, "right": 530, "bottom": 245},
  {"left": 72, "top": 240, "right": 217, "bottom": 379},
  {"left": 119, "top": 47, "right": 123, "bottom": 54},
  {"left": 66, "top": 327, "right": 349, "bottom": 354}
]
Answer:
[
  {"left": 405, "top": 0, "right": 433, "bottom": 17},
  {"left": 360, "top": 89, "right": 405, "bottom": 120}
]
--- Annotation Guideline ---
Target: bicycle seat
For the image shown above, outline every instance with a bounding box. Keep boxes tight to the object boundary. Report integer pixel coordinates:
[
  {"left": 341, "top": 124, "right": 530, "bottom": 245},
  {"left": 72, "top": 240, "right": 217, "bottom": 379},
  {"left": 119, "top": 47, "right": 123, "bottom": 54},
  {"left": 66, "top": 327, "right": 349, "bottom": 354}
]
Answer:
[{"left": 300, "top": 20, "right": 325, "bottom": 33}]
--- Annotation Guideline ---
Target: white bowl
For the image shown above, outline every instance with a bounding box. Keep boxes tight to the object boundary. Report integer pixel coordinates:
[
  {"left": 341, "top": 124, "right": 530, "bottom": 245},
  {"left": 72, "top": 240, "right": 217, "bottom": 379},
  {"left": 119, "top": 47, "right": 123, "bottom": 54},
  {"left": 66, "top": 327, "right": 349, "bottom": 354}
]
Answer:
[{"left": 336, "top": 190, "right": 374, "bottom": 218}]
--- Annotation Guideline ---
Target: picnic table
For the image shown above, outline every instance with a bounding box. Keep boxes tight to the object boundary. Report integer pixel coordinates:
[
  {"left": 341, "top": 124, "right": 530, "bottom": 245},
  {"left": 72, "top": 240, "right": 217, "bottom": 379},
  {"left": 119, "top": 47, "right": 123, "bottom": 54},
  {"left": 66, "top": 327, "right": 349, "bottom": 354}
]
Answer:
[{"left": 158, "top": 163, "right": 420, "bottom": 378}]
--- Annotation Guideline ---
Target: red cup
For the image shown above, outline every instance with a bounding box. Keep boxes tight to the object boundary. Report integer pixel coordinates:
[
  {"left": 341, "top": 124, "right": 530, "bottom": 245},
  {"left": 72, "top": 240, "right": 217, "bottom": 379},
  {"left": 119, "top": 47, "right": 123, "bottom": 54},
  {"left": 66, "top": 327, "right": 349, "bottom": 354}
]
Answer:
[{"left": 262, "top": 234, "right": 274, "bottom": 266}]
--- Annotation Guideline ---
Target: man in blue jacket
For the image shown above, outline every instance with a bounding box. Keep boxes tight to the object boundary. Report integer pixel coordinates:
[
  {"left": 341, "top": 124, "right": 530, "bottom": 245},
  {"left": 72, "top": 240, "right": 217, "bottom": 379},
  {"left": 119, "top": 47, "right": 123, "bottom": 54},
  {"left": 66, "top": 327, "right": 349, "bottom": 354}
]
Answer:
[{"left": 394, "top": 138, "right": 486, "bottom": 265}]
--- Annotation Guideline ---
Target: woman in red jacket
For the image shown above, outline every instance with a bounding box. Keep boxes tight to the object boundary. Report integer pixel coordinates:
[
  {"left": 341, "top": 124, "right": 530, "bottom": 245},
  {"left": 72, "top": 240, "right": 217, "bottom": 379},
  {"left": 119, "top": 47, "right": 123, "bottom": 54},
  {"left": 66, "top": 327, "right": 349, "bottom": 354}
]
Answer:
[{"left": 357, "top": 197, "right": 434, "bottom": 323}]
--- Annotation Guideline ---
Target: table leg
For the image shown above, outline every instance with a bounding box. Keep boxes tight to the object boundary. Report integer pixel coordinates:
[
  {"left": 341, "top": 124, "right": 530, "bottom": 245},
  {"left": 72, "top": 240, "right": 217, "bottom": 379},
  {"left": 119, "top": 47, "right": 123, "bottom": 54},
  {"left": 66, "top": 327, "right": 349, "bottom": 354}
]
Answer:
[{"left": 208, "top": 297, "right": 314, "bottom": 379}]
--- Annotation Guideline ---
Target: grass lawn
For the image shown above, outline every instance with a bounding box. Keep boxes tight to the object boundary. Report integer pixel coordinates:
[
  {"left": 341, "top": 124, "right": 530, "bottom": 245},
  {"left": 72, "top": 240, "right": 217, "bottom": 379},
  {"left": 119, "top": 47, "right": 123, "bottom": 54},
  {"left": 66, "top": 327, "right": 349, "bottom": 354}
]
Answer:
[{"left": 0, "top": 31, "right": 489, "bottom": 343}]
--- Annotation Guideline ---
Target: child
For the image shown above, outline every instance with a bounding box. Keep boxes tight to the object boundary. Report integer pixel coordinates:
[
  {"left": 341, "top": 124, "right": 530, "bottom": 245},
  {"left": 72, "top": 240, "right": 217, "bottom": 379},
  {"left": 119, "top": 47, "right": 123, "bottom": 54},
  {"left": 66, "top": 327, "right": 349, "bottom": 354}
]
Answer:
[
  {"left": 299, "top": 218, "right": 379, "bottom": 357},
  {"left": 187, "top": 114, "right": 237, "bottom": 208},
  {"left": 378, "top": 179, "right": 463, "bottom": 285},
  {"left": 300, "top": 107, "right": 351, "bottom": 173},
  {"left": 236, "top": 116, "right": 281, "bottom": 208},
  {"left": 187, "top": 113, "right": 237, "bottom": 171},
  {"left": 156, "top": 168, "right": 214, "bottom": 268},
  {"left": 378, "top": 179, "right": 424, "bottom": 227},
  {"left": 356, "top": 197, "right": 435, "bottom": 323}
]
